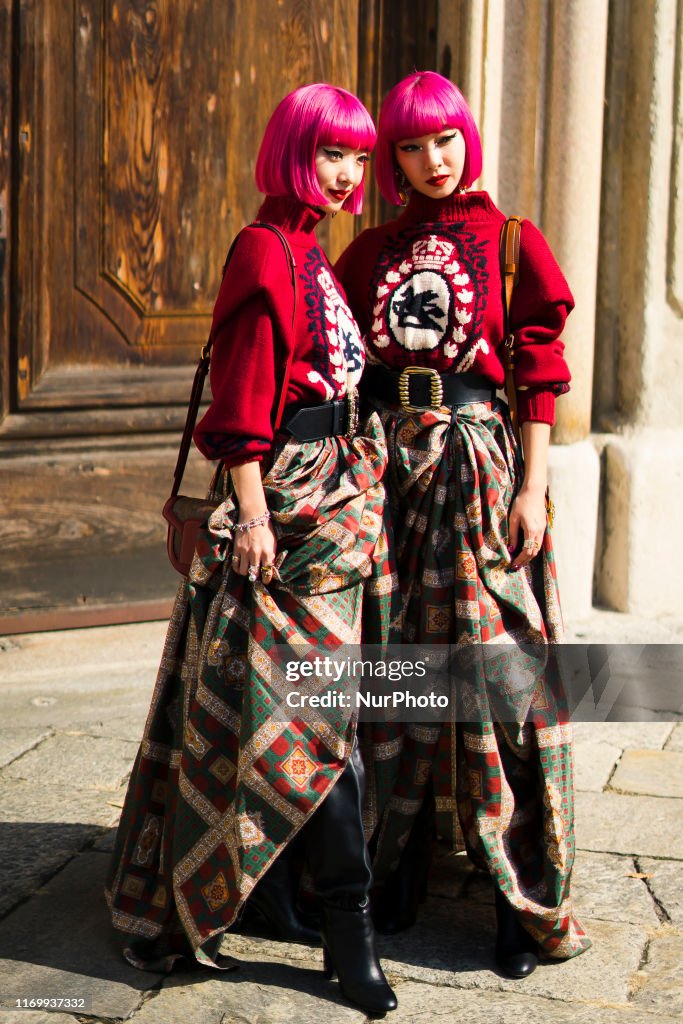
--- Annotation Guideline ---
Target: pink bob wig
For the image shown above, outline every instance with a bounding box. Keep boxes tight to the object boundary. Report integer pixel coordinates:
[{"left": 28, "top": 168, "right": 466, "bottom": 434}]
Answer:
[
  {"left": 255, "top": 83, "right": 376, "bottom": 214},
  {"left": 376, "top": 71, "right": 482, "bottom": 206}
]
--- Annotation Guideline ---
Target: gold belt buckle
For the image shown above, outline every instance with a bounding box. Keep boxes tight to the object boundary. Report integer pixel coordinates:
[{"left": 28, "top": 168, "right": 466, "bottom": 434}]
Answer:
[
  {"left": 398, "top": 366, "right": 444, "bottom": 411},
  {"left": 344, "top": 387, "right": 359, "bottom": 438}
]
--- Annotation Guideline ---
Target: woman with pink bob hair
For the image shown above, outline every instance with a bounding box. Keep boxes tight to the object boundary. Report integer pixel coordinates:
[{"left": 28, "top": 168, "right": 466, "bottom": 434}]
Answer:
[
  {"left": 337, "top": 71, "right": 591, "bottom": 977},
  {"left": 106, "top": 83, "right": 397, "bottom": 1016},
  {"left": 255, "top": 83, "right": 373, "bottom": 213},
  {"left": 373, "top": 71, "right": 482, "bottom": 204}
]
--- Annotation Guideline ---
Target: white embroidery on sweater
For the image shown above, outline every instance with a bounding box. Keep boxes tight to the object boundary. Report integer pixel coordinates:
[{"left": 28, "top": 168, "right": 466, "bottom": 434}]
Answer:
[
  {"left": 456, "top": 336, "right": 490, "bottom": 372},
  {"left": 316, "top": 266, "right": 365, "bottom": 391},
  {"left": 307, "top": 369, "right": 335, "bottom": 400},
  {"left": 387, "top": 271, "right": 451, "bottom": 351},
  {"left": 370, "top": 234, "right": 482, "bottom": 355}
]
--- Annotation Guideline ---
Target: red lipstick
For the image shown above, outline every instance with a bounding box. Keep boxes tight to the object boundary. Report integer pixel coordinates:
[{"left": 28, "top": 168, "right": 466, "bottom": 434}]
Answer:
[{"left": 426, "top": 174, "right": 449, "bottom": 187}]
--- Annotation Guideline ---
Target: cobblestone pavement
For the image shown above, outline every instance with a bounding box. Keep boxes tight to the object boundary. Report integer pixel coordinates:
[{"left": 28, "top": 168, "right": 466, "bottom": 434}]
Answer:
[{"left": 1, "top": 613, "right": 682, "bottom": 1023}]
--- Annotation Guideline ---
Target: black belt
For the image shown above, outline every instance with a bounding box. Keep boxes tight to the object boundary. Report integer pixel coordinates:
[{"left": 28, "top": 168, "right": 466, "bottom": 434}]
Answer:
[
  {"left": 281, "top": 390, "right": 359, "bottom": 441},
  {"left": 362, "top": 365, "right": 495, "bottom": 410}
]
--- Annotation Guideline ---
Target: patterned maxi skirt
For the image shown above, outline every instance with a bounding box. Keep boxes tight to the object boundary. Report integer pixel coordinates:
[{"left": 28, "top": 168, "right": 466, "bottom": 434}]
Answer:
[
  {"left": 361, "top": 398, "right": 591, "bottom": 960},
  {"left": 105, "top": 415, "right": 396, "bottom": 968}
]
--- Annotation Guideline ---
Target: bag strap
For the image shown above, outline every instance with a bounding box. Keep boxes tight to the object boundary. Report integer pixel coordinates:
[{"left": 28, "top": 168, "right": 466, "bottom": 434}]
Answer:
[
  {"left": 169, "top": 223, "right": 297, "bottom": 497},
  {"left": 254, "top": 223, "right": 298, "bottom": 432},
  {"left": 500, "top": 215, "right": 522, "bottom": 446}
]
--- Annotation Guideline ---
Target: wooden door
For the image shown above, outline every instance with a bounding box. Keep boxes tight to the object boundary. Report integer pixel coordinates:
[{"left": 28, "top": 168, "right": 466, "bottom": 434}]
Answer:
[
  {"left": 0, "top": 0, "right": 437, "bottom": 630},
  {"left": 5, "top": 0, "right": 361, "bottom": 438}
]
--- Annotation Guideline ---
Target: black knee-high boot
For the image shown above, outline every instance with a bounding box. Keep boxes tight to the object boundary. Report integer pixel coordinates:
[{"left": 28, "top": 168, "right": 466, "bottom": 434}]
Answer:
[
  {"left": 307, "top": 742, "right": 397, "bottom": 1014},
  {"left": 372, "top": 784, "right": 435, "bottom": 934}
]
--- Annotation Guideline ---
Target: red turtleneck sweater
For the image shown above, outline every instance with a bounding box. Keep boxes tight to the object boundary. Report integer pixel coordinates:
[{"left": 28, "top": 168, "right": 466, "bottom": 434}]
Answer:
[
  {"left": 194, "top": 196, "right": 365, "bottom": 467},
  {"left": 335, "top": 190, "right": 573, "bottom": 425}
]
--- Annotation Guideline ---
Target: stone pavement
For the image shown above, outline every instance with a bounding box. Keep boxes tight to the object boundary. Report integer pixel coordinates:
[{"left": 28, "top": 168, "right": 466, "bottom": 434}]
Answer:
[{"left": 0, "top": 612, "right": 682, "bottom": 1023}]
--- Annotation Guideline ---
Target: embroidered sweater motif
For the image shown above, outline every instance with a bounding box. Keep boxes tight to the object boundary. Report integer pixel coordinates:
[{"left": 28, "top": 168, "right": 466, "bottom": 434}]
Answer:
[
  {"left": 194, "top": 195, "right": 364, "bottom": 467},
  {"left": 335, "top": 190, "right": 573, "bottom": 425}
]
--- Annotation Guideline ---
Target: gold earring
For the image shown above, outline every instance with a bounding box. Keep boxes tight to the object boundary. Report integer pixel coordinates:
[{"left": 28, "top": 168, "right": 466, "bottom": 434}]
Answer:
[{"left": 396, "top": 169, "right": 409, "bottom": 206}]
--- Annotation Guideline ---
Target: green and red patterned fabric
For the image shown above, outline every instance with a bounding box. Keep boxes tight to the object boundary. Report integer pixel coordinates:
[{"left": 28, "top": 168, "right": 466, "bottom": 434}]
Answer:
[
  {"left": 360, "top": 399, "right": 591, "bottom": 961},
  {"left": 105, "top": 416, "right": 396, "bottom": 968}
]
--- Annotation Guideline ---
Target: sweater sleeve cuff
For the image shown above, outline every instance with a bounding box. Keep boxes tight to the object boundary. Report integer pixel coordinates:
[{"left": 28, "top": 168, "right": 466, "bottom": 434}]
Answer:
[
  {"left": 192, "top": 429, "right": 270, "bottom": 467},
  {"left": 516, "top": 388, "right": 556, "bottom": 426},
  {"left": 221, "top": 453, "right": 265, "bottom": 471}
]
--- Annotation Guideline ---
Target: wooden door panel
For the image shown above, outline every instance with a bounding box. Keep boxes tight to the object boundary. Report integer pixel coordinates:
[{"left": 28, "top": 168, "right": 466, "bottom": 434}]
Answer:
[
  {"left": 0, "top": 1, "right": 10, "bottom": 422},
  {"left": 1, "top": 0, "right": 442, "bottom": 626},
  {"left": 14, "top": 0, "right": 359, "bottom": 415},
  {"left": 75, "top": 0, "right": 237, "bottom": 355}
]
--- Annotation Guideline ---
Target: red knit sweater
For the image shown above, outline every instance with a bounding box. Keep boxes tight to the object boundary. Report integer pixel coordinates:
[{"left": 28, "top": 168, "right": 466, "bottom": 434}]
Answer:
[
  {"left": 194, "top": 196, "right": 365, "bottom": 466},
  {"left": 335, "top": 190, "right": 573, "bottom": 424}
]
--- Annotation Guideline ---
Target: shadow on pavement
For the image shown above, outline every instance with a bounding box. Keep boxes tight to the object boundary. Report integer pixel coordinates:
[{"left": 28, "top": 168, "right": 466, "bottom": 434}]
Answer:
[{"left": 0, "top": 824, "right": 508, "bottom": 1017}]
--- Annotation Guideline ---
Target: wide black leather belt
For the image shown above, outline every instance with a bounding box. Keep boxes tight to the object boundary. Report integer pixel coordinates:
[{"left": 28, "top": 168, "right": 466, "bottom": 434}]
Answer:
[
  {"left": 281, "top": 389, "right": 359, "bottom": 441},
  {"left": 363, "top": 365, "right": 495, "bottom": 410}
]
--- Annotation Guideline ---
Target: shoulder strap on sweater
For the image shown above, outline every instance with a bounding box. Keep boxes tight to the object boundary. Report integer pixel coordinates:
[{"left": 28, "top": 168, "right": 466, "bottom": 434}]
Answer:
[
  {"left": 169, "top": 223, "right": 298, "bottom": 498},
  {"left": 251, "top": 222, "right": 298, "bottom": 432},
  {"left": 499, "top": 216, "right": 522, "bottom": 445},
  {"left": 501, "top": 215, "right": 522, "bottom": 335}
]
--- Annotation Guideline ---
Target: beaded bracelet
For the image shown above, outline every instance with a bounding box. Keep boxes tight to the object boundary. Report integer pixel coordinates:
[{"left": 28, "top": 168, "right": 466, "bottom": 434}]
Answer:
[{"left": 235, "top": 510, "right": 271, "bottom": 533}]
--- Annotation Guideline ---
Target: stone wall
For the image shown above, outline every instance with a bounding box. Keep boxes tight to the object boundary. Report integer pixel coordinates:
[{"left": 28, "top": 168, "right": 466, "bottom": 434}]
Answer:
[{"left": 437, "top": 0, "right": 682, "bottom": 623}]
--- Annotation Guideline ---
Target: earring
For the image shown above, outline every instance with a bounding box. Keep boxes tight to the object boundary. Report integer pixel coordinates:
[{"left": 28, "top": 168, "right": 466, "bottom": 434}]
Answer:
[
  {"left": 456, "top": 181, "right": 469, "bottom": 195},
  {"left": 395, "top": 169, "right": 409, "bottom": 207}
]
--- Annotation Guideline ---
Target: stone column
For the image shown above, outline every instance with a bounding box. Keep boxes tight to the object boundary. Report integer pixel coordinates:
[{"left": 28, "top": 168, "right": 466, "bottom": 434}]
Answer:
[
  {"left": 494, "top": 0, "right": 547, "bottom": 219},
  {"left": 596, "top": 0, "right": 683, "bottom": 616},
  {"left": 436, "top": 0, "right": 504, "bottom": 194},
  {"left": 542, "top": 0, "right": 609, "bottom": 445},
  {"left": 538, "top": 0, "right": 608, "bottom": 622},
  {"left": 440, "top": 0, "right": 607, "bottom": 623}
]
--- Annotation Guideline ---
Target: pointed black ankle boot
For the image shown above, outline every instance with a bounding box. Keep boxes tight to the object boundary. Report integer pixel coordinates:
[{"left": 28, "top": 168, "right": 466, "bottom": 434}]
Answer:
[
  {"left": 494, "top": 886, "right": 539, "bottom": 978},
  {"left": 322, "top": 896, "right": 397, "bottom": 1015}
]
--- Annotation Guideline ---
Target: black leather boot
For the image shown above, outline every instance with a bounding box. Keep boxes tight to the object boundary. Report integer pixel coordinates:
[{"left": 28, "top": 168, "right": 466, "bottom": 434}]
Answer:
[
  {"left": 373, "top": 787, "right": 434, "bottom": 934},
  {"left": 494, "top": 886, "right": 539, "bottom": 978},
  {"left": 308, "top": 742, "right": 397, "bottom": 1014},
  {"left": 322, "top": 896, "right": 397, "bottom": 1015},
  {"left": 244, "top": 844, "right": 320, "bottom": 945}
]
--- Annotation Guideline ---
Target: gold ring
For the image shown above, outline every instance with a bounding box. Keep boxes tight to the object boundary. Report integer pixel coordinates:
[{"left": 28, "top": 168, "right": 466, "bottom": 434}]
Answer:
[
  {"left": 523, "top": 539, "right": 535, "bottom": 552},
  {"left": 231, "top": 554, "right": 240, "bottom": 564},
  {"left": 261, "top": 564, "right": 274, "bottom": 584}
]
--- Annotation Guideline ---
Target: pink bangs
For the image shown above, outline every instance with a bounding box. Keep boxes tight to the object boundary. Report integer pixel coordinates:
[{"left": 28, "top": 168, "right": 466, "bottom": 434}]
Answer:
[
  {"left": 255, "top": 84, "right": 376, "bottom": 214},
  {"left": 376, "top": 71, "right": 482, "bottom": 205}
]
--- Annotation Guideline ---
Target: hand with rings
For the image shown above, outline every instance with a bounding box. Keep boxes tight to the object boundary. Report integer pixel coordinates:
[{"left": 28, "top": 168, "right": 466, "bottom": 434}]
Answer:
[
  {"left": 244, "top": 563, "right": 275, "bottom": 585},
  {"left": 230, "top": 508, "right": 277, "bottom": 581},
  {"left": 508, "top": 486, "right": 546, "bottom": 570}
]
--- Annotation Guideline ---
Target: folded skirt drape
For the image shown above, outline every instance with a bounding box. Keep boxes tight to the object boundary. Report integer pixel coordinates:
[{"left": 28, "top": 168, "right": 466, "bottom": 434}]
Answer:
[{"left": 360, "top": 398, "right": 591, "bottom": 961}]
